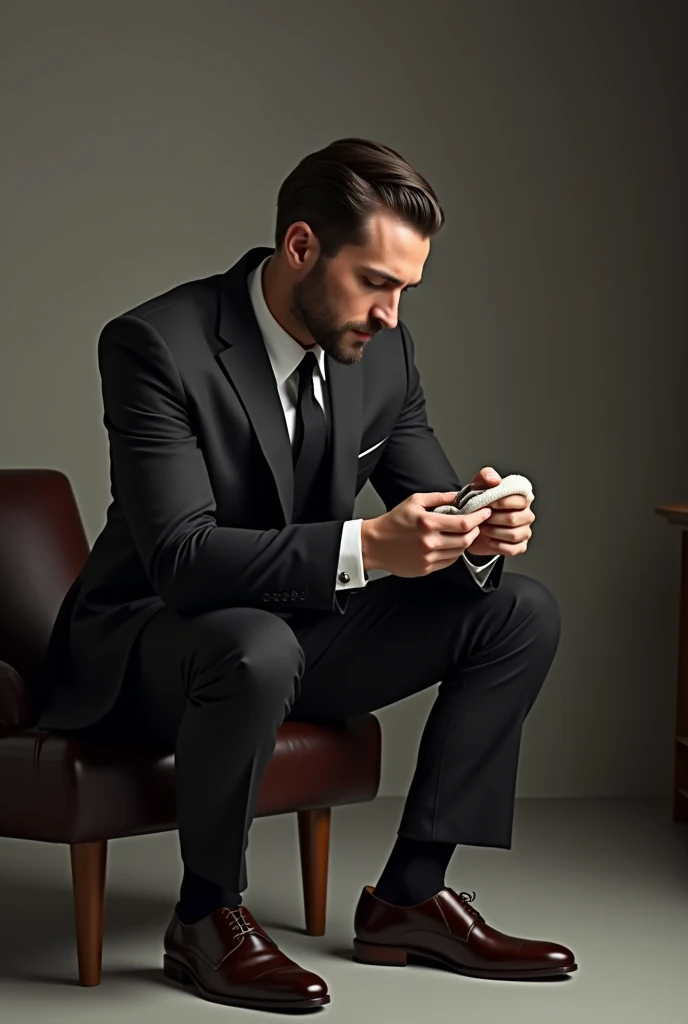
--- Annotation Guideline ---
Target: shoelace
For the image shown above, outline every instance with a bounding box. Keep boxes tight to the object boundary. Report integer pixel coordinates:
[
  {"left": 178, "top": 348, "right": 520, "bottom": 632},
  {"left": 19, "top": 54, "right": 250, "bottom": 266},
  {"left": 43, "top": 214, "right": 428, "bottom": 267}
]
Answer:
[
  {"left": 457, "top": 891, "right": 485, "bottom": 922},
  {"left": 220, "top": 906, "right": 256, "bottom": 936}
]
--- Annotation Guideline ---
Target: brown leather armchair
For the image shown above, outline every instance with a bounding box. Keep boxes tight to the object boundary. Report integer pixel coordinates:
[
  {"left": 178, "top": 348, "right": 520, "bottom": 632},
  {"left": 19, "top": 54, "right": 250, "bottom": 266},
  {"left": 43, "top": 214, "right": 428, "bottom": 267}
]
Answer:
[{"left": 0, "top": 469, "right": 381, "bottom": 986}]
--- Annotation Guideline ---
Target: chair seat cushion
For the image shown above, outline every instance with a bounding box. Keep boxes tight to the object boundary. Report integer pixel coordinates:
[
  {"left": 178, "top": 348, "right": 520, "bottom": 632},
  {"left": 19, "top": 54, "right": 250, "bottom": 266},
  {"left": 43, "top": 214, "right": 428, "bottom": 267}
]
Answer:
[{"left": 0, "top": 715, "right": 381, "bottom": 844}]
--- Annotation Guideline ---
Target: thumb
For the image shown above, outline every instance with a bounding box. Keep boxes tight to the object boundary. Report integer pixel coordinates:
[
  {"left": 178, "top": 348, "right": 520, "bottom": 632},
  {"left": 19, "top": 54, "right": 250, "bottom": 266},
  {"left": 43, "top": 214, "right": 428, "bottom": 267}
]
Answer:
[
  {"left": 418, "top": 490, "right": 460, "bottom": 508},
  {"left": 473, "top": 466, "right": 501, "bottom": 486}
]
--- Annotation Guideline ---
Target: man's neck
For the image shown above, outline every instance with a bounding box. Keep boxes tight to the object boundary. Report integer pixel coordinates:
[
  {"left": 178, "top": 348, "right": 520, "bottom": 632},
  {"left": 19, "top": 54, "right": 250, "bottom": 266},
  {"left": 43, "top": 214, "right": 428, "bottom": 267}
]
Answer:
[{"left": 261, "top": 256, "right": 314, "bottom": 350}]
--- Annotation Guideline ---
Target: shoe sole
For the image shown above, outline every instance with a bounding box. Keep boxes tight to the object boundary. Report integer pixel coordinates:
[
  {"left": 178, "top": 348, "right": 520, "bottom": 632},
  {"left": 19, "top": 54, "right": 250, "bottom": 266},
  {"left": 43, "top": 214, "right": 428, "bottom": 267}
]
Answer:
[
  {"left": 352, "top": 940, "right": 577, "bottom": 979},
  {"left": 163, "top": 954, "right": 331, "bottom": 1010}
]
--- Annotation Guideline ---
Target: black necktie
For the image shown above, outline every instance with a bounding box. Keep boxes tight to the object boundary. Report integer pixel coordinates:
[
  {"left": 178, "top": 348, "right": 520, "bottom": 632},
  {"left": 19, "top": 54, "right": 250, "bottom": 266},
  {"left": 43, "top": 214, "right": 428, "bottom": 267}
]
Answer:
[{"left": 292, "top": 350, "right": 328, "bottom": 522}]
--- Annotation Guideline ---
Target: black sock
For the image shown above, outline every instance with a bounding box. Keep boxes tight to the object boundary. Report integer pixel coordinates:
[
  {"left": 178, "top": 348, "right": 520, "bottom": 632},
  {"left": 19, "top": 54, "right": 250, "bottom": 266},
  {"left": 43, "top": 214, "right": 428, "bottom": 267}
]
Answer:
[
  {"left": 176, "top": 866, "right": 242, "bottom": 925},
  {"left": 374, "top": 835, "right": 456, "bottom": 906}
]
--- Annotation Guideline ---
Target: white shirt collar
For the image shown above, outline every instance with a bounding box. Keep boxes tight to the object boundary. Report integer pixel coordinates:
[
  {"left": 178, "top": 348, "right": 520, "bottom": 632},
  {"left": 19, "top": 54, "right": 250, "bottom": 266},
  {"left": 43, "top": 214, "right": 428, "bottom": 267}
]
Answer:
[{"left": 247, "top": 255, "right": 327, "bottom": 386}]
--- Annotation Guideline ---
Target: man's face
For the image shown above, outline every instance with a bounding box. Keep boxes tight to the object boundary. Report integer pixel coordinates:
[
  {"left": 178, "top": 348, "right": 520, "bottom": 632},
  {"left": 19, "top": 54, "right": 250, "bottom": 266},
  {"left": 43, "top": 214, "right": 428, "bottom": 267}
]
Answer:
[{"left": 290, "top": 211, "right": 430, "bottom": 365}]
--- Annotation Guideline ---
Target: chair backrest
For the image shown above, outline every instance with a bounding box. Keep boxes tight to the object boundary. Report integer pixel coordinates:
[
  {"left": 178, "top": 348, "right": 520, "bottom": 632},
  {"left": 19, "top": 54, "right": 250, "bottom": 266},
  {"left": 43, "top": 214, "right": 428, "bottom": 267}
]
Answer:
[{"left": 0, "top": 470, "right": 89, "bottom": 693}]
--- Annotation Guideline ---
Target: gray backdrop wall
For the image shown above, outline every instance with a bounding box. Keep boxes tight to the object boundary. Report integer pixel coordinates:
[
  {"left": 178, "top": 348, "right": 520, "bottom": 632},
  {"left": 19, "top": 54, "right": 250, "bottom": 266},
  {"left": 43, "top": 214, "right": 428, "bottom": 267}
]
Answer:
[{"left": 1, "top": 0, "right": 686, "bottom": 799}]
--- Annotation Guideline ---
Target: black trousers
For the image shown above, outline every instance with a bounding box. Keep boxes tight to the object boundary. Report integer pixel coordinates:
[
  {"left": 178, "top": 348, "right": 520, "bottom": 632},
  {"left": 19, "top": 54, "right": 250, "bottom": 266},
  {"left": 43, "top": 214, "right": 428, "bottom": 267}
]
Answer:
[{"left": 76, "top": 569, "right": 561, "bottom": 893}]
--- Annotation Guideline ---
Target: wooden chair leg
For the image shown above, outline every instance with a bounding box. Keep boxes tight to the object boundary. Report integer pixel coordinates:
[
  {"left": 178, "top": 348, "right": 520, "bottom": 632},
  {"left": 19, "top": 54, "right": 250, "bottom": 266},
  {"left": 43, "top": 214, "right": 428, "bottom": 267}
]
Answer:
[
  {"left": 70, "top": 839, "right": 108, "bottom": 986},
  {"left": 297, "top": 807, "right": 331, "bottom": 936}
]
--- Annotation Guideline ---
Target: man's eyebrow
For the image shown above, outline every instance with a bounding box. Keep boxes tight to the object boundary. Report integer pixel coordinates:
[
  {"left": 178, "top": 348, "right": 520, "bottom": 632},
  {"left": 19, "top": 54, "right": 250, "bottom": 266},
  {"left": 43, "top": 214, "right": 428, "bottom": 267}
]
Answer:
[{"left": 360, "top": 266, "right": 423, "bottom": 289}]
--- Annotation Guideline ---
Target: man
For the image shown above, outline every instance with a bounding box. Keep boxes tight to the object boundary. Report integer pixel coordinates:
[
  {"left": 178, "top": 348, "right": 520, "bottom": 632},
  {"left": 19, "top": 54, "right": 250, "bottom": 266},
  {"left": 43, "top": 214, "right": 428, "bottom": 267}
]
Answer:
[{"left": 38, "top": 137, "right": 575, "bottom": 1012}]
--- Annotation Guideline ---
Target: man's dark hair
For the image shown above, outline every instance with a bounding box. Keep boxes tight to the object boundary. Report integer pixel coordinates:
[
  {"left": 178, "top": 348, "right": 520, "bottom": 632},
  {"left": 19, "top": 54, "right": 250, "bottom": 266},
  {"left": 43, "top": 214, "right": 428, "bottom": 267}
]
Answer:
[{"left": 275, "top": 137, "right": 444, "bottom": 258}]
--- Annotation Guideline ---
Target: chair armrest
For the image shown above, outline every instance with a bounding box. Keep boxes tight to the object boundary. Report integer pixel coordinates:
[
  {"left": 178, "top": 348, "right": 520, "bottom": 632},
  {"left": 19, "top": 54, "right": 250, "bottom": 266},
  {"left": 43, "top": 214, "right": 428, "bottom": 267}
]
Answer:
[
  {"left": 0, "top": 661, "right": 35, "bottom": 730},
  {"left": 655, "top": 503, "right": 688, "bottom": 528}
]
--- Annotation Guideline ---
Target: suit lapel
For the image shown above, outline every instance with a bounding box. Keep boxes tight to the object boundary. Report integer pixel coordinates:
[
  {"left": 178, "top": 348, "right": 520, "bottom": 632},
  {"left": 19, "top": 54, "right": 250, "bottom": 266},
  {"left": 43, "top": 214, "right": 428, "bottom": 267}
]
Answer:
[
  {"left": 216, "top": 248, "right": 363, "bottom": 525},
  {"left": 323, "top": 352, "right": 363, "bottom": 522}
]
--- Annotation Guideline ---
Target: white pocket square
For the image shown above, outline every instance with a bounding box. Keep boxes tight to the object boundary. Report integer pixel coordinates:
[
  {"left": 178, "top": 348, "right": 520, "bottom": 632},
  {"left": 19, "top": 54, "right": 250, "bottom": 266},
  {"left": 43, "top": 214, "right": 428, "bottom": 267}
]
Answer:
[{"left": 358, "top": 437, "right": 388, "bottom": 458}]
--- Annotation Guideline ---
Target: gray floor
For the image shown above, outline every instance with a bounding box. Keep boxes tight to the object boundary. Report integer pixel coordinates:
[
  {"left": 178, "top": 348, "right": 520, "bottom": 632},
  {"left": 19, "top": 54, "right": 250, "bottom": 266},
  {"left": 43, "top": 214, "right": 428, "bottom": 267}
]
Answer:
[{"left": 1, "top": 796, "right": 687, "bottom": 1023}]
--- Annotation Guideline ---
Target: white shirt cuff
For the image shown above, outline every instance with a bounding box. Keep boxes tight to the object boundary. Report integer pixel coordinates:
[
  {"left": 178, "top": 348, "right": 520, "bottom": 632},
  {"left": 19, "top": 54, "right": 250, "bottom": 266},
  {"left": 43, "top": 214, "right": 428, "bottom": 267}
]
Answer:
[
  {"left": 335, "top": 519, "right": 368, "bottom": 590},
  {"left": 462, "top": 552, "right": 501, "bottom": 588}
]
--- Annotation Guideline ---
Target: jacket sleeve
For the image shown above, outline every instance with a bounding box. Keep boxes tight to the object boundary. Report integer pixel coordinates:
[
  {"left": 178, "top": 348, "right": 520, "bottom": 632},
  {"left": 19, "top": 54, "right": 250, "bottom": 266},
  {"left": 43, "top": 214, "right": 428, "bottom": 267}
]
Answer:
[
  {"left": 368, "top": 320, "right": 504, "bottom": 593},
  {"left": 98, "top": 314, "right": 348, "bottom": 616}
]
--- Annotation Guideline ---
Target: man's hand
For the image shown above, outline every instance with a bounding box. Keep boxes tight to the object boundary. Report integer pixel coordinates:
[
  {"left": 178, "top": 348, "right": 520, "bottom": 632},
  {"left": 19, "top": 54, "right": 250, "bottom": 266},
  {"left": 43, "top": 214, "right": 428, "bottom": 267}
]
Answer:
[
  {"left": 464, "top": 467, "right": 535, "bottom": 559},
  {"left": 360, "top": 491, "right": 493, "bottom": 577}
]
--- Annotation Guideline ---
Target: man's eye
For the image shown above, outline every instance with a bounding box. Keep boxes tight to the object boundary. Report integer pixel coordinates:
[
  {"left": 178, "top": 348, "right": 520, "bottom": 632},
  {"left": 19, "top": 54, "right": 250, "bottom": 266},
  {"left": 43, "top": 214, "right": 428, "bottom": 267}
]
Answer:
[{"left": 363, "top": 277, "right": 410, "bottom": 294}]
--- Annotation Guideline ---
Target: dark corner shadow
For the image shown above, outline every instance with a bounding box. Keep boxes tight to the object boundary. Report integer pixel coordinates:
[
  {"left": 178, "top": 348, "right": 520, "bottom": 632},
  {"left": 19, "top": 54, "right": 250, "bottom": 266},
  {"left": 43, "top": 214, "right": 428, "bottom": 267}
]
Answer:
[{"left": 671, "top": 820, "right": 688, "bottom": 855}]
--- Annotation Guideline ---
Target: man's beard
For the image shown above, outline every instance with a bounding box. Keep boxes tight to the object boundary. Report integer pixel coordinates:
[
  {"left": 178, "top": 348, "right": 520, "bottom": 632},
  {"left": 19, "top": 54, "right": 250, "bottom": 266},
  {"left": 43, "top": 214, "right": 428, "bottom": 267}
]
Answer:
[{"left": 290, "top": 258, "right": 379, "bottom": 365}]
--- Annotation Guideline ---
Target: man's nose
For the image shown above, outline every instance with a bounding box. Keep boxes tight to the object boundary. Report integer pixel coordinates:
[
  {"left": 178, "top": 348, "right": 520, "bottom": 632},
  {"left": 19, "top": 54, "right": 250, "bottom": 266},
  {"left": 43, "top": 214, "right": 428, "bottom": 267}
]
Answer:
[{"left": 371, "top": 298, "right": 399, "bottom": 331}]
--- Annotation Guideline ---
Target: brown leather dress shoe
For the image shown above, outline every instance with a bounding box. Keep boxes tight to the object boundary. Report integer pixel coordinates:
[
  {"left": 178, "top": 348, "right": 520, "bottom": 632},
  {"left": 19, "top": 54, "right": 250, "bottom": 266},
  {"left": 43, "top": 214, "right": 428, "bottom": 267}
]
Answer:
[
  {"left": 163, "top": 905, "right": 330, "bottom": 1010},
  {"left": 353, "top": 886, "right": 577, "bottom": 980}
]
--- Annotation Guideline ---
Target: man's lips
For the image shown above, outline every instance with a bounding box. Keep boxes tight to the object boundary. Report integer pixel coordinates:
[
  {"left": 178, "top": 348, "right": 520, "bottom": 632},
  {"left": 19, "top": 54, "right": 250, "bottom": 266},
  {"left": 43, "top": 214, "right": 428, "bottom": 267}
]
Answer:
[{"left": 352, "top": 329, "right": 372, "bottom": 340}]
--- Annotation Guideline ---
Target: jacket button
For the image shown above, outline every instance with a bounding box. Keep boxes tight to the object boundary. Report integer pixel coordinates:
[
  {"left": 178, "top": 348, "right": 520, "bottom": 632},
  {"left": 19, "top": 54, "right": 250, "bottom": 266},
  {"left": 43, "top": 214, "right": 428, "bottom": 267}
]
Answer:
[{"left": 338, "top": 572, "right": 351, "bottom": 584}]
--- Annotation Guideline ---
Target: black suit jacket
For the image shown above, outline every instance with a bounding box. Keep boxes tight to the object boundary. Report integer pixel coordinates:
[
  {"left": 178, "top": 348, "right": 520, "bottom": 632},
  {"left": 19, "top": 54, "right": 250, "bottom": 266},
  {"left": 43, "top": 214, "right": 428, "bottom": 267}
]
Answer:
[{"left": 36, "top": 246, "right": 504, "bottom": 731}]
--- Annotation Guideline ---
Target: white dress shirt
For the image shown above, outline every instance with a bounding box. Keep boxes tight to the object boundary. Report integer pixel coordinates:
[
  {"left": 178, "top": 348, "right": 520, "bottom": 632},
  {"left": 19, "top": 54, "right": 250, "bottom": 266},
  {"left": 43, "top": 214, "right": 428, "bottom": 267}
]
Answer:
[{"left": 247, "top": 256, "right": 500, "bottom": 592}]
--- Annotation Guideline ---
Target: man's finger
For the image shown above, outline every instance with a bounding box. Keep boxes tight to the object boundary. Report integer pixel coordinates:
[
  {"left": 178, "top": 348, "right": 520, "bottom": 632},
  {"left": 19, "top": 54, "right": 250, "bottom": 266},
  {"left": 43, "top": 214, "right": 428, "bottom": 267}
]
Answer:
[{"left": 488, "top": 495, "right": 530, "bottom": 510}]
